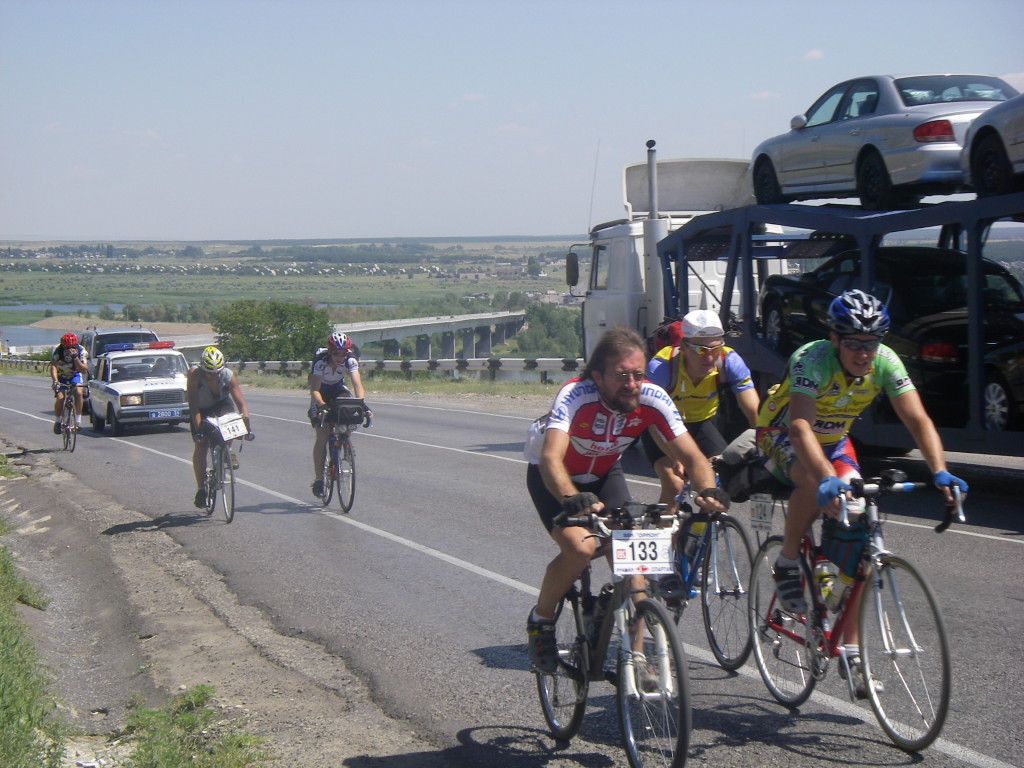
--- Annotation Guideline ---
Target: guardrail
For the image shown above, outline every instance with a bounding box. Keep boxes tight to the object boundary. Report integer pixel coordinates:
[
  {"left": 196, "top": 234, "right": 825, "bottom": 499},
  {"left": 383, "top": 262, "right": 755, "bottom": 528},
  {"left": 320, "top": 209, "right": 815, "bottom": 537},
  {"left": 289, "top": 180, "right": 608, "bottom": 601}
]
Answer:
[{"left": 1, "top": 356, "right": 585, "bottom": 382}]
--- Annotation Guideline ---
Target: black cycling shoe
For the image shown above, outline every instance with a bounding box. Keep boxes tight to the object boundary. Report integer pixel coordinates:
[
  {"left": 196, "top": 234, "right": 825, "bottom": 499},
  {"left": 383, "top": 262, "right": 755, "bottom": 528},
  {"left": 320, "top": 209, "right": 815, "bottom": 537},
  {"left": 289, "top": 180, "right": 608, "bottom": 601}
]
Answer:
[
  {"left": 193, "top": 488, "right": 207, "bottom": 509},
  {"left": 527, "top": 614, "right": 558, "bottom": 674},
  {"left": 53, "top": 422, "right": 61, "bottom": 435},
  {"left": 311, "top": 479, "right": 324, "bottom": 497}
]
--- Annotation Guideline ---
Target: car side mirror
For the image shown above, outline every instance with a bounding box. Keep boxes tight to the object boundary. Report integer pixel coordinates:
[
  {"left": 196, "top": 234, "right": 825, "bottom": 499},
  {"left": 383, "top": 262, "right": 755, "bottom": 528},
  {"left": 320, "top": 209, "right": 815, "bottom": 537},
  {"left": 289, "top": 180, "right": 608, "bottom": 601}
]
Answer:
[
  {"left": 790, "top": 114, "right": 808, "bottom": 130},
  {"left": 566, "top": 252, "right": 579, "bottom": 287}
]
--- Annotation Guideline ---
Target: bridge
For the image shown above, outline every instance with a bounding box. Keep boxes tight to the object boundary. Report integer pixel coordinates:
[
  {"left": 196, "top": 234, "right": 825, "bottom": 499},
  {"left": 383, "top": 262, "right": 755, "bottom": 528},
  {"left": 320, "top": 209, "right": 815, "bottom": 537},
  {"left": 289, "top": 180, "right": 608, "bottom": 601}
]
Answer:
[{"left": 335, "top": 311, "right": 526, "bottom": 358}]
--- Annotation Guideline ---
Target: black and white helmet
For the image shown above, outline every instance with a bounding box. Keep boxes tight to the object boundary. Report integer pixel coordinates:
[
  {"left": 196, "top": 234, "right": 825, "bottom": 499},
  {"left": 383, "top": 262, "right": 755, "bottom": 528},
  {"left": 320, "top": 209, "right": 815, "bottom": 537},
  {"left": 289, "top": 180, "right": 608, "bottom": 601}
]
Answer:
[{"left": 827, "top": 289, "right": 890, "bottom": 336}]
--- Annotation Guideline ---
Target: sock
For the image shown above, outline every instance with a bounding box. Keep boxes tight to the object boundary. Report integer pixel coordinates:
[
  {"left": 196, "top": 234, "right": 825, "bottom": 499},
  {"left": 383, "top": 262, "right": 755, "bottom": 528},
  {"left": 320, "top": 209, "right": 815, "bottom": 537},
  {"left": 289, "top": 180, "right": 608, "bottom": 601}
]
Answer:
[
  {"left": 530, "top": 607, "right": 554, "bottom": 624},
  {"left": 775, "top": 554, "right": 800, "bottom": 568}
]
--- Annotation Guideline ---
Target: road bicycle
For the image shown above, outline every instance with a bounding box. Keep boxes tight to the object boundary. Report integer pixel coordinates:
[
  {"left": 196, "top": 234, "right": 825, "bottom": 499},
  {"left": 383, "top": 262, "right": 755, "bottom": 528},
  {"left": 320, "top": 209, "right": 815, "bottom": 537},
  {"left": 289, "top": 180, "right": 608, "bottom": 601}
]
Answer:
[
  {"left": 202, "top": 411, "right": 251, "bottom": 523},
  {"left": 747, "top": 469, "right": 965, "bottom": 752},
  {"left": 650, "top": 500, "right": 754, "bottom": 671},
  {"left": 315, "top": 397, "right": 371, "bottom": 513},
  {"left": 535, "top": 501, "right": 691, "bottom": 768},
  {"left": 55, "top": 382, "right": 79, "bottom": 452}
]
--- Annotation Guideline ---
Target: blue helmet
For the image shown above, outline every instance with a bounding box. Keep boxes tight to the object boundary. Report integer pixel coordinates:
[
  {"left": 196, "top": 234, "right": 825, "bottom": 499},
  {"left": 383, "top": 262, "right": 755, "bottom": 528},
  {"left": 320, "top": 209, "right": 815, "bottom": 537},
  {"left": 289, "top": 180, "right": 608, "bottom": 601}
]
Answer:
[{"left": 827, "top": 289, "right": 890, "bottom": 336}]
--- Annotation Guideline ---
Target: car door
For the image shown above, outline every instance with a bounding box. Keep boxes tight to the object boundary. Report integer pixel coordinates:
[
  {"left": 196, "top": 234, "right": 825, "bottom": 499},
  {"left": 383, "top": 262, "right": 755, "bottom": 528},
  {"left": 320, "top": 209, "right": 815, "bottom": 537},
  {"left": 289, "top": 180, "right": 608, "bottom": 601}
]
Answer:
[
  {"left": 777, "top": 83, "right": 847, "bottom": 190},
  {"left": 819, "top": 79, "right": 881, "bottom": 188}
]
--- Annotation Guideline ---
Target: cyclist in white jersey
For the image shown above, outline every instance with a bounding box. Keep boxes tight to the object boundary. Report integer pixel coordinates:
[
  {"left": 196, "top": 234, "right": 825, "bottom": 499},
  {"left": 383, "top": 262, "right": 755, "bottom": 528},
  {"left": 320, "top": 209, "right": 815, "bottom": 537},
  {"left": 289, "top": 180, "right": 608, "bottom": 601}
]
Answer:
[{"left": 309, "top": 331, "right": 366, "bottom": 497}]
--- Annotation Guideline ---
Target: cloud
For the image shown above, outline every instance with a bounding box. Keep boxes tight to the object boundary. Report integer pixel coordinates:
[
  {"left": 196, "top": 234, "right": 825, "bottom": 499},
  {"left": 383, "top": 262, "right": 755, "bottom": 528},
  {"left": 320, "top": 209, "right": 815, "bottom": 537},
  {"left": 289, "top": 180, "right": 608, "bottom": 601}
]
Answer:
[
  {"left": 803, "top": 49, "right": 825, "bottom": 62},
  {"left": 750, "top": 91, "right": 781, "bottom": 100}
]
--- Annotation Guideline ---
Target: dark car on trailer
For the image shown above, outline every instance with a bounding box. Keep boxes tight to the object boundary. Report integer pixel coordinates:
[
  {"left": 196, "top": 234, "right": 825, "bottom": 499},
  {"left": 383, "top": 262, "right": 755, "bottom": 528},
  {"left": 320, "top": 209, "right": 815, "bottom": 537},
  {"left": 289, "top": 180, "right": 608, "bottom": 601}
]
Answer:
[{"left": 758, "top": 245, "right": 1024, "bottom": 431}]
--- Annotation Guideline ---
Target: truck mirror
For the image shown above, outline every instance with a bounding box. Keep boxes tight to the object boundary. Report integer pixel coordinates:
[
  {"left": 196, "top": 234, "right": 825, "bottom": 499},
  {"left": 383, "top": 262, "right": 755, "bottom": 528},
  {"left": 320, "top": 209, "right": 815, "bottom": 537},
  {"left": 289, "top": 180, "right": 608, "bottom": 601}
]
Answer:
[{"left": 566, "top": 252, "right": 579, "bottom": 287}]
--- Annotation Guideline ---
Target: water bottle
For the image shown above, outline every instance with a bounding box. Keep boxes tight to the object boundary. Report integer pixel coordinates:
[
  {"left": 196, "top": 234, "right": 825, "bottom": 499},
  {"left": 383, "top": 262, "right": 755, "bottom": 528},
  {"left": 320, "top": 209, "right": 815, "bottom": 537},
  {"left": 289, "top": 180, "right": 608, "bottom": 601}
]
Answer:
[
  {"left": 813, "top": 558, "right": 835, "bottom": 603},
  {"left": 826, "top": 572, "right": 854, "bottom": 613},
  {"left": 588, "top": 583, "right": 614, "bottom": 646}
]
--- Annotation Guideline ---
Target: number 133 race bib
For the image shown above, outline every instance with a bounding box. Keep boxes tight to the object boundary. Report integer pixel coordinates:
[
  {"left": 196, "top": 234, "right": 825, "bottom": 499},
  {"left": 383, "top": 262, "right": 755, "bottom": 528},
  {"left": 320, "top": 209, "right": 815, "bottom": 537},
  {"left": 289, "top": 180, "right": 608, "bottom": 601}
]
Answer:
[{"left": 612, "top": 529, "right": 673, "bottom": 575}]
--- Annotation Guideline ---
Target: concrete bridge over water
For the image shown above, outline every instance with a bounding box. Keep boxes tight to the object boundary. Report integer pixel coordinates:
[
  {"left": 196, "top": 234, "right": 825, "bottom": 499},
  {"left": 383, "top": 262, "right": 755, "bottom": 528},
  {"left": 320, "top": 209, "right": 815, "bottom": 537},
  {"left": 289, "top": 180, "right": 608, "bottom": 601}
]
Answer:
[{"left": 336, "top": 311, "right": 526, "bottom": 358}]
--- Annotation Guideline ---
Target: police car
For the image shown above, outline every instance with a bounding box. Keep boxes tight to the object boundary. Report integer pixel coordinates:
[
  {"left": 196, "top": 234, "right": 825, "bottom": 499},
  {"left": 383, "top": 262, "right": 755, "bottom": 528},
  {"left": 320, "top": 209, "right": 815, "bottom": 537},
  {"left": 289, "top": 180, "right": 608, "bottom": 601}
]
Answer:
[{"left": 87, "top": 341, "right": 190, "bottom": 435}]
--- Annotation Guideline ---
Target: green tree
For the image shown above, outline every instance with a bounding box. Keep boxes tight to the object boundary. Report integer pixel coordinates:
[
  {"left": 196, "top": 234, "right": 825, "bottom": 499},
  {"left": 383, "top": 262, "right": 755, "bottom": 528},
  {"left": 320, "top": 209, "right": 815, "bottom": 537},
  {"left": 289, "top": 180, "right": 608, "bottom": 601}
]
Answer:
[
  {"left": 213, "top": 300, "right": 330, "bottom": 362},
  {"left": 97, "top": 304, "right": 116, "bottom": 320},
  {"left": 516, "top": 303, "right": 581, "bottom": 357}
]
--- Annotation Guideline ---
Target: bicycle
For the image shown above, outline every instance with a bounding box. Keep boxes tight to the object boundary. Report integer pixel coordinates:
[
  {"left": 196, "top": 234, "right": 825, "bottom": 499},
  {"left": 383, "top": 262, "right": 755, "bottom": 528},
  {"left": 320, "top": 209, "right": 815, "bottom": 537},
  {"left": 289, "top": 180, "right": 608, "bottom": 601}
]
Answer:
[
  {"left": 650, "top": 498, "right": 754, "bottom": 671},
  {"left": 747, "top": 469, "right": 965, "bottom": 752},
  {"left": 55, "top": 382, "right": 79, "bottom": 452},
  {"left": 202, "top": 411, "right": 251, "bottom": 523},
  {"left": 535, "top": 501, "right": 692, "bottom": 768},
  {"left": 315, "top": 397, "right": 370, "bottom": 513}
]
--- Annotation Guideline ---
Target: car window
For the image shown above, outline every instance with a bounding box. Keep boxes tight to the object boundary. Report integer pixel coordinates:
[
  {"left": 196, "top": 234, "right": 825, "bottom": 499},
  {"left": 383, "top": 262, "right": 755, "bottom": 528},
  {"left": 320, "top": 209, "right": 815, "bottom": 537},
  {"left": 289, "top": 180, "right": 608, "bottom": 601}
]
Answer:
[
  {"left": 896, "top": 75, "right": 1018, "bottom": 106},
  {"left": 804, "top": 85, "right": 847, "bottom": 128},
  {"left": 840, "top": 81, "right": 880, "bottom": 120}
]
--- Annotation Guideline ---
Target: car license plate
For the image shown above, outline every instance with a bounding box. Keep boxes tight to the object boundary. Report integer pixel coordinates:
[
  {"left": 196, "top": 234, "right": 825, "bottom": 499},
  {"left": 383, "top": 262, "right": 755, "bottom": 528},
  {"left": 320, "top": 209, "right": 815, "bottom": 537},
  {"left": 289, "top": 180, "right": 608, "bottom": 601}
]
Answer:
[{"left": 148, "top": 409, "right": 181, "bottom": 419}]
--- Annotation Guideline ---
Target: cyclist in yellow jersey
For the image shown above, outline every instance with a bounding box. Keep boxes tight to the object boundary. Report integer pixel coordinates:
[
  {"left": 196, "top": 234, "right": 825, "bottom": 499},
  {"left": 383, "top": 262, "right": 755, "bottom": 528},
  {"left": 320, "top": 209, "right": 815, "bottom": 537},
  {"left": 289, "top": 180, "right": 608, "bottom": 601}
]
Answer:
[
  {"left": 643, "top": 309, "right": 760, "bottom": 503},
  {"left": 757, "top": 290, "right": 967, "bottom": 696}
]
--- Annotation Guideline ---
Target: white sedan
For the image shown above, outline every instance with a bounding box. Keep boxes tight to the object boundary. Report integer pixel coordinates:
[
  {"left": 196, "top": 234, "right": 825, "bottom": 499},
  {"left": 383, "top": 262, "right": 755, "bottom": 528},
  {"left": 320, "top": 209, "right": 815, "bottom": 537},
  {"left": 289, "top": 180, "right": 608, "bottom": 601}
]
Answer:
[
  {"left": 88, "top": 345, "right": 190, "bottom": 435},
  {"left": 961, "top": 93, "right": 1024, "bottom": 197}
]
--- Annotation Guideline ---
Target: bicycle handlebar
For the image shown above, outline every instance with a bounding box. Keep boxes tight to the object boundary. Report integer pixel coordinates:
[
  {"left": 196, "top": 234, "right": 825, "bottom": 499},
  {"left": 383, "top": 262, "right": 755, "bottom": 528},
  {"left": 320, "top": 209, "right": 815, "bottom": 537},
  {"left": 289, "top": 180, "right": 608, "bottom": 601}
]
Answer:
[
  {"left": 553, "top": 501, "right": 679, "bottom": 534},
  {"left": 829, "top": 469, "right": 966, "bottom": 532}
]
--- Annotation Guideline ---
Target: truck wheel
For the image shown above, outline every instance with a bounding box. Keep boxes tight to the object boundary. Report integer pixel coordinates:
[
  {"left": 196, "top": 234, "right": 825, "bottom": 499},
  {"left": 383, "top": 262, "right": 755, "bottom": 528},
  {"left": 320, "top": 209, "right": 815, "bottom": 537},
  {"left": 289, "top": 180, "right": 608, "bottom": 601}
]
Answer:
[
  {"left": 753, "top": 159, "right": 785, "bottom": 205},
  {"left": 91, "top": 407, "right": 106, "bottom": 433},
  {"left": 109, "top": 406, "right": 124, "bottom": 437}
]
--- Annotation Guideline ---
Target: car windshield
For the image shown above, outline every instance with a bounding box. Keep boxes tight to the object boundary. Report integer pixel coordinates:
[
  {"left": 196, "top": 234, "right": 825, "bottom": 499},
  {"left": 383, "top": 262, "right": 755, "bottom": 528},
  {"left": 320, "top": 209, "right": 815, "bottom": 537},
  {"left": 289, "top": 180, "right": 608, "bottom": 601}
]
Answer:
[
  {"left": 896, "top": 272, "right": 1024, "bottom": 316},
  {"left": 97, "top": 333, "right": 158, "bottom": 353},
  {"left": 110, "top": 355, "right": 185, "bottom": 381},
  {"left": 895, "top": 75, "right": 1018, "bottom": 106}
]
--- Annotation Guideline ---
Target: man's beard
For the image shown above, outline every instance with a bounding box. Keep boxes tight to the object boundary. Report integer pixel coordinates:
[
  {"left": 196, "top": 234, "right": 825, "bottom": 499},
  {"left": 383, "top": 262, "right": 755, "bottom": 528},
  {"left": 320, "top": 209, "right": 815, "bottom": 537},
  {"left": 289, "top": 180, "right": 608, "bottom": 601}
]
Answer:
[{"left": 606, "top": 391, "right": 639, "bottom": 413}]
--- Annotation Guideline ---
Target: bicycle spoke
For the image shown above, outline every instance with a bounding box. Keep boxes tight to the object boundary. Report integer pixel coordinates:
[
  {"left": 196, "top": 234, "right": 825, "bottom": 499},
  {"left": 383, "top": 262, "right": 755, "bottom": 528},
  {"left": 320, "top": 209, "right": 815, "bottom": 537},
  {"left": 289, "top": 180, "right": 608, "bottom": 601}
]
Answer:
[
  {"left": 701, "top": 516, "right": 753, "bottom": 670},
  {"left": 536, "top": 593, "right": 588, "bottom": 741}
]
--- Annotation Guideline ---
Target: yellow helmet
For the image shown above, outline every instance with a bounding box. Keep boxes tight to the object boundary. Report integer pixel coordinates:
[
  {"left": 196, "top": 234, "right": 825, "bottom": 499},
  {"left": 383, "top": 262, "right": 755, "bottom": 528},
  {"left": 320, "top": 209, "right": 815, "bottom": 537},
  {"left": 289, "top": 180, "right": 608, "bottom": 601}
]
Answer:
[{"left": 200, "top": 346, "right": 225, "bottom": 372}]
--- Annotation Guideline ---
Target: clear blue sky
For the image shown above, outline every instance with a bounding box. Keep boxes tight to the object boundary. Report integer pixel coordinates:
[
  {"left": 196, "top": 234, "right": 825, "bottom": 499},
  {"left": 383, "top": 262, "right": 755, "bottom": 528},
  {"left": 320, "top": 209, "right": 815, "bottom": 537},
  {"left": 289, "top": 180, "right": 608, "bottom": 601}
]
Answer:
[{"left": 2, "top": 0, "right": 1022, "bottom": 241}]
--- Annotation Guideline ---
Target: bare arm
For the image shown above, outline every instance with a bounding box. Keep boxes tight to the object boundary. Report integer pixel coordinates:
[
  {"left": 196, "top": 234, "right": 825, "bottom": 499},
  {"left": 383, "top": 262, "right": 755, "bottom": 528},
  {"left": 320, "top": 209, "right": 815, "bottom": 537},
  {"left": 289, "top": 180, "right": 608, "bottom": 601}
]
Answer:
[
  {"left": 787, "top": 392, "right": 835, "bottom": 481},
  {"left": 537, "top": 429, "right": 602, "bottom": 515},
  {"left": 349, "top": 369, "right": 366, "bottom": 400},
  {"left": 664, "top": 430, "right": 726, "bottom": 511},
  {"left": 226, "top": 375, "right": 250, "bottom": 420},
  {"left": 309, "top": 373, "right": 325, "bottom": 408},
  {"left": 736, "top": 387, "right": 760, "bottom": 428},
  {"left": 891, "top": 389, "right": 957, "bottom": 502}
]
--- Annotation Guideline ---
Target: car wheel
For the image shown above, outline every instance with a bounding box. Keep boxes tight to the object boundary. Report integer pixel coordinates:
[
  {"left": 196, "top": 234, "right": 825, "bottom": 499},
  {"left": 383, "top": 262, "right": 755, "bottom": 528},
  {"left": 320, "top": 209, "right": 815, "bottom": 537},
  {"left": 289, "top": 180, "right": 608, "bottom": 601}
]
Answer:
[
  {"left": 971, "top": 133, "right": 1014, "bottom": 197},
  {"left": 984, "top": 371, "right": 1019, "bottom": 431},
  {"left": 91, "top": 407, "right": 106, "bottom": 433},
  {"left": 857, "top": 150, "right": 898, "bottom": 210},
  {"left": 754, "top": 159, "right": 785, "bottom": 205},
  {"left": 109, "top": 406, "right": 123, "bottom": 437},
  {"left": 762, "top": 302, "right": 786, "bottom": 352}
]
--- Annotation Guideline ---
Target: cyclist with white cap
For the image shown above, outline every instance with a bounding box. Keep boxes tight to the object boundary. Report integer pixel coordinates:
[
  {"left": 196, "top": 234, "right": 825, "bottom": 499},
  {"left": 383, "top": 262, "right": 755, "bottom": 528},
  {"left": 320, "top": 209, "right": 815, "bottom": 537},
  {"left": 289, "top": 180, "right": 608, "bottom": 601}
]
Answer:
[{"left": 643, "top": 308, "right": 760, "bottom": 503}]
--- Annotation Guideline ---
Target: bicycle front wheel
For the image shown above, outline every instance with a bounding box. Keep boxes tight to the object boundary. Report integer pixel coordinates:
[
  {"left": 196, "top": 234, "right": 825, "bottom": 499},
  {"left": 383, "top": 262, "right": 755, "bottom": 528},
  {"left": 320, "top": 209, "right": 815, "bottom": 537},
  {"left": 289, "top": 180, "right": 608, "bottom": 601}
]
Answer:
[
  {"left": 218, "top": 447, "right": 235, "bottom": 523},
  {"left": 617, "top": 598, "right": 691, "bottom": 768},
  {"left": 701, "top": 516, "right": 753, "bottom": 671},
  {"left": 62, "top": 399, "right": 76, "bottom": 451},
  {"left": 859, "top": 555, "right": 950, "bottom": 752},
  {"left": 204, "top": 446, "right": 219, "bottom": 516},
  {"left": 536, "top": 591, "right": 589, "bottom": 741},
  {"left": 749, "top": 536, "right": 816, "bottom": 706},
  {"left": 337, "top": 437, "right": 355, "bottom": 513}
]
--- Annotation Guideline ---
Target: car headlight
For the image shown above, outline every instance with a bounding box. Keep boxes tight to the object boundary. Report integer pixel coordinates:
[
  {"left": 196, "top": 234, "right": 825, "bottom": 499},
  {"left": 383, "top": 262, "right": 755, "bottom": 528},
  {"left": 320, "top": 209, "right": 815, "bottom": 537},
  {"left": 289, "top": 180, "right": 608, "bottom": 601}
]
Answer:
[{"left": 120, "top": 394, "right": 143, "bottom": 406}]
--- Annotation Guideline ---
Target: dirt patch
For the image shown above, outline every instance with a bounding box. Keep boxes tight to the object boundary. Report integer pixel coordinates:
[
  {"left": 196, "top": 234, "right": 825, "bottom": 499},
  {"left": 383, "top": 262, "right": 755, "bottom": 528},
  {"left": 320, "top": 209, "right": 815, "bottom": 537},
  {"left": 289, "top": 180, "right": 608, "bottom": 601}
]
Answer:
[
  {"left": 30, "top": 316, "right": 214, "bottom": 337},
  {"left": 1, "top": 443, "right": 450, "bottom": 768}
]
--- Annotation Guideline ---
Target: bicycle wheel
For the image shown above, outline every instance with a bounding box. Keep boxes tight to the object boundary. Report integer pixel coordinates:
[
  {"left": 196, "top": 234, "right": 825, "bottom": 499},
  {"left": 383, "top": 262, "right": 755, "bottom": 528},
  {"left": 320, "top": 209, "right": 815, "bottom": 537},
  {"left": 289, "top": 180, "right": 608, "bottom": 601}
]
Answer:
[
  {"left": 617, "top": 598, "right": 691, "bottom": 768},
  {"left": 536, "top": 590, "right": 589, "bottom": 741},
  {"left": 701, "top": 516, "right": 753, "bottom": 671},
  {"left": 61, "top": 397, "right": 76, "bottom": 451},
  {"left": 320, "top": 440, "right": 335, "bottom": 506},
  {"left": 218, "top": 446, "right": 235, "bottom": 523},
  {"left": 749, "top": 536, "right": 817, "bottom": 706},
  {"left": 859, "top": 555, "right": 950, "bottom": 752},
  {"left": 337, "top": 437, "right": 355, "bottom": 513},
  {"left": 204, "top": 446, "right": 218, "bottom": 517}
]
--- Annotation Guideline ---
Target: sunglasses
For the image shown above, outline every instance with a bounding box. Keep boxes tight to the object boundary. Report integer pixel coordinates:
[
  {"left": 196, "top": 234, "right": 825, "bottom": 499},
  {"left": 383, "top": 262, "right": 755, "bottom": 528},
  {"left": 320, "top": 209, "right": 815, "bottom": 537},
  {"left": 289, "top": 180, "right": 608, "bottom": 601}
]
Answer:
[
  {"left": 606, "top": 370, "right": 646, "bottom": 382},
  {"left": 685, "top": 341, "right": 724, "bottom": 355},
  {"left": 839, "top": 337, "right": 882, "bottom": 353}
]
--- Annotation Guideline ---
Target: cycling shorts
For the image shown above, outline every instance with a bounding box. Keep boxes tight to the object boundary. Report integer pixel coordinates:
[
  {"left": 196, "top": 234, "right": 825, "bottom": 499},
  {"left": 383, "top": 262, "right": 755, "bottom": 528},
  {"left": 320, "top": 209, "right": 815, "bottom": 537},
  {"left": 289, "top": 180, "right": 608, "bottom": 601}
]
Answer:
[
  {"left": 55, "top": 373, "right": 84, "bottom": 388},
  {"left": 527, "top": 462, "right": 631, "bottom": 533},
  {"left": 309, "top": 384, "right": 355, "bottom": 426},
  {"left": 756, "top": 427, "right": 860, "bottom": 485},
  {"left": 640, "top": 417, "right": 727, "bottom": 465}
]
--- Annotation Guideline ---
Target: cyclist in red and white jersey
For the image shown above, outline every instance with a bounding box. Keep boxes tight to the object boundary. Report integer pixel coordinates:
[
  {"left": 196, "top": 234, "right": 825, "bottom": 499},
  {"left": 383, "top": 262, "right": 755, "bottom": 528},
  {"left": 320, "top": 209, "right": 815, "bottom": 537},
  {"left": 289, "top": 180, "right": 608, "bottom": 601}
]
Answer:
[{"left": 524, "top": 326, "right": 730, "bottom": 673}]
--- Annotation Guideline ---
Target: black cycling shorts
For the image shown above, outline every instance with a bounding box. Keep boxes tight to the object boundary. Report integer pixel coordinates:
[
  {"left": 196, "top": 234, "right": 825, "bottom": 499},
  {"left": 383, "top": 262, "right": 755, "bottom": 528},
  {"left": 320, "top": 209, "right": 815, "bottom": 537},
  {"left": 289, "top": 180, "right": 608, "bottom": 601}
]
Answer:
[
  {"left": 640, "top": 419, "right": 727, "bottom": 465},
  {"left": 527, "top": 462, "right": 632, "bottom": 533}
]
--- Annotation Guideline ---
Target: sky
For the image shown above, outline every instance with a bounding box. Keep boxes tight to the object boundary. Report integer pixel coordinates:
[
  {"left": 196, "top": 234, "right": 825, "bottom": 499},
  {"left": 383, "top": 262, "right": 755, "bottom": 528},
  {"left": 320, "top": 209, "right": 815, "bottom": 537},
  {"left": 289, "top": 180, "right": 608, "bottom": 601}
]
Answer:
[{"left": 2, "top": 0, "right": 1022, "bottom": 242}]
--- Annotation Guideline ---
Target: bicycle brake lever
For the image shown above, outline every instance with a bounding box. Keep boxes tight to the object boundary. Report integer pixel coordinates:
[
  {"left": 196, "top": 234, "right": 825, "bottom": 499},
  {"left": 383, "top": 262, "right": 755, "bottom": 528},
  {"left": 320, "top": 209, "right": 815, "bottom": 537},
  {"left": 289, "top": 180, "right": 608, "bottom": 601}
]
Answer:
[{"left": 934, "top": 485, "right": 965, "bottom": 533}]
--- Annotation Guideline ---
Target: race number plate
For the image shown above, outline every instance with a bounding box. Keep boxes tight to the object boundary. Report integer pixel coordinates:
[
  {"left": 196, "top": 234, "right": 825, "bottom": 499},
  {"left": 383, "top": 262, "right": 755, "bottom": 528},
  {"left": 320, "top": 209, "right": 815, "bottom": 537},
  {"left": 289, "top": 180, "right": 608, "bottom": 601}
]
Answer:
[
  {"left": 750, "top": 493, "right": 776, "bottom": 534},
  {"left": 611, "top": 529, "right": 673, "bottom": 575},
  {"left": 148, "top": 409, "right": 181, "bottom": 419},
  {"left": 211, "top": 413, "right": 247, "bottom": 441}
]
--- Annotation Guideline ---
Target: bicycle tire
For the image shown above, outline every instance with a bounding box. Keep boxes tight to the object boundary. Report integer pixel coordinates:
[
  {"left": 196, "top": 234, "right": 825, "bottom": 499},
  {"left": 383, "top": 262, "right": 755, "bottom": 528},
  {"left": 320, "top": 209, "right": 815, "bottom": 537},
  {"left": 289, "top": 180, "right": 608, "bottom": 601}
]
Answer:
[
  {"left": 701, "top": 516, "right": 753, "bottom": 671},
  {"left": 337, "top": 437, "right": 355, "bottom": 513},
  {"left": 536, "top": 591, "right": 589, "bottom": 741},
  {"left": 617, "top": 597, "right": 691, "bottom": 768},
  {"left": 219, "top": 446, "right": 235, "bottom": 523},
  {"left": 859, "top": 554, "right": 951, "bottom": 752},
  {"left": 204, "top": 445, "right": 218, "bottom": 517},
  {"left": 61, "top": 396, "right": 76, "bottom": 452},
  {"left": 749, "top": 536, "right": 817, "bottom": 706},
  {"left": 320, "top": 440, "right": 335, "bottom": 506}
]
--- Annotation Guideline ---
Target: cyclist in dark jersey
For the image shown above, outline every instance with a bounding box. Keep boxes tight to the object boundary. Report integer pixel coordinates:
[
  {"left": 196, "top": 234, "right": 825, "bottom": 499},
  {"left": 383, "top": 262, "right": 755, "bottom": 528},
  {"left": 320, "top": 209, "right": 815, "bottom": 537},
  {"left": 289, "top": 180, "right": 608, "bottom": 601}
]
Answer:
[
  {"left": 524, "top": 326, "right": 730, "bottom": 673},
  {"left": 49, "top": 332, "right": 89, "bottom": 434}
]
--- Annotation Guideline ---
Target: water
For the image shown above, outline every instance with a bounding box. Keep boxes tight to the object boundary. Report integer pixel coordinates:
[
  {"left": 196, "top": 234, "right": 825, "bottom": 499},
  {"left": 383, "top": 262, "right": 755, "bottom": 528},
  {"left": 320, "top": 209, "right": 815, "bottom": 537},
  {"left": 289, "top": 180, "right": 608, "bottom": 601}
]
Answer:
[
  {"left": 2, "top": 326, "right": 63, "bottom": 349},
  {"left": 0, "top": 303, "right": 125, "bottom": 313}
]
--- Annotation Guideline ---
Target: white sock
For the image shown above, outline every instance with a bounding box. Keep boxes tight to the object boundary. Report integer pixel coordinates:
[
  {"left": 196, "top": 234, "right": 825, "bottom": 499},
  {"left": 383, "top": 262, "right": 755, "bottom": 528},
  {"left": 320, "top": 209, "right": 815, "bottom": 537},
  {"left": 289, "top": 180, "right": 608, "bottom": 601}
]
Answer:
[
  {"left": 775, "top": 554, "right": 800, "bottom": 567},
  {"left": 530, "top": 607, "right": 554, "bottom": 624}
]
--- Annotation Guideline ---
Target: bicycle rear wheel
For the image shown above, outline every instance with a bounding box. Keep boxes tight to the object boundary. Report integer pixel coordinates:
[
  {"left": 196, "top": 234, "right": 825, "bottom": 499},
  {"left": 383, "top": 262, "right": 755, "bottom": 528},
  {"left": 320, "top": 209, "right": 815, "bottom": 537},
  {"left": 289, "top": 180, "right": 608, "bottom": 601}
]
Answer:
[
  {"left": 701, "top": 516, "right": 753, "bottom": 670},
  {"left": 617, "top": 597, "right": 691, "bottom": 768},
  {"left": 218, "top": 447, "right": 235, "bottom": 523},
  {"left": 536, "top": 590, "right": 589, "bottom": 741},
  {"left": 320, "top": 441, "right": 335, "bottom": 505},
  {"left": 749, "top": 536, "right": 817, "bottom": 706},
  {"left": 337, "top": 437, "right": 355, "bottom": 513},
  {"left": 859, "top": 555, "right": 950, "bottom": 752}
]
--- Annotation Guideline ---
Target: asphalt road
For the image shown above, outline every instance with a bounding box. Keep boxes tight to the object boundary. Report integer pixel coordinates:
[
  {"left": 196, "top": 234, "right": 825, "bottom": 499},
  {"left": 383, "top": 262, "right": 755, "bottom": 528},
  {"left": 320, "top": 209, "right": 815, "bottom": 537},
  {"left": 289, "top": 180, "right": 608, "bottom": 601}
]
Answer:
[{"left": 2, "top": 374, "right": 1022, "bottom": 768}]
